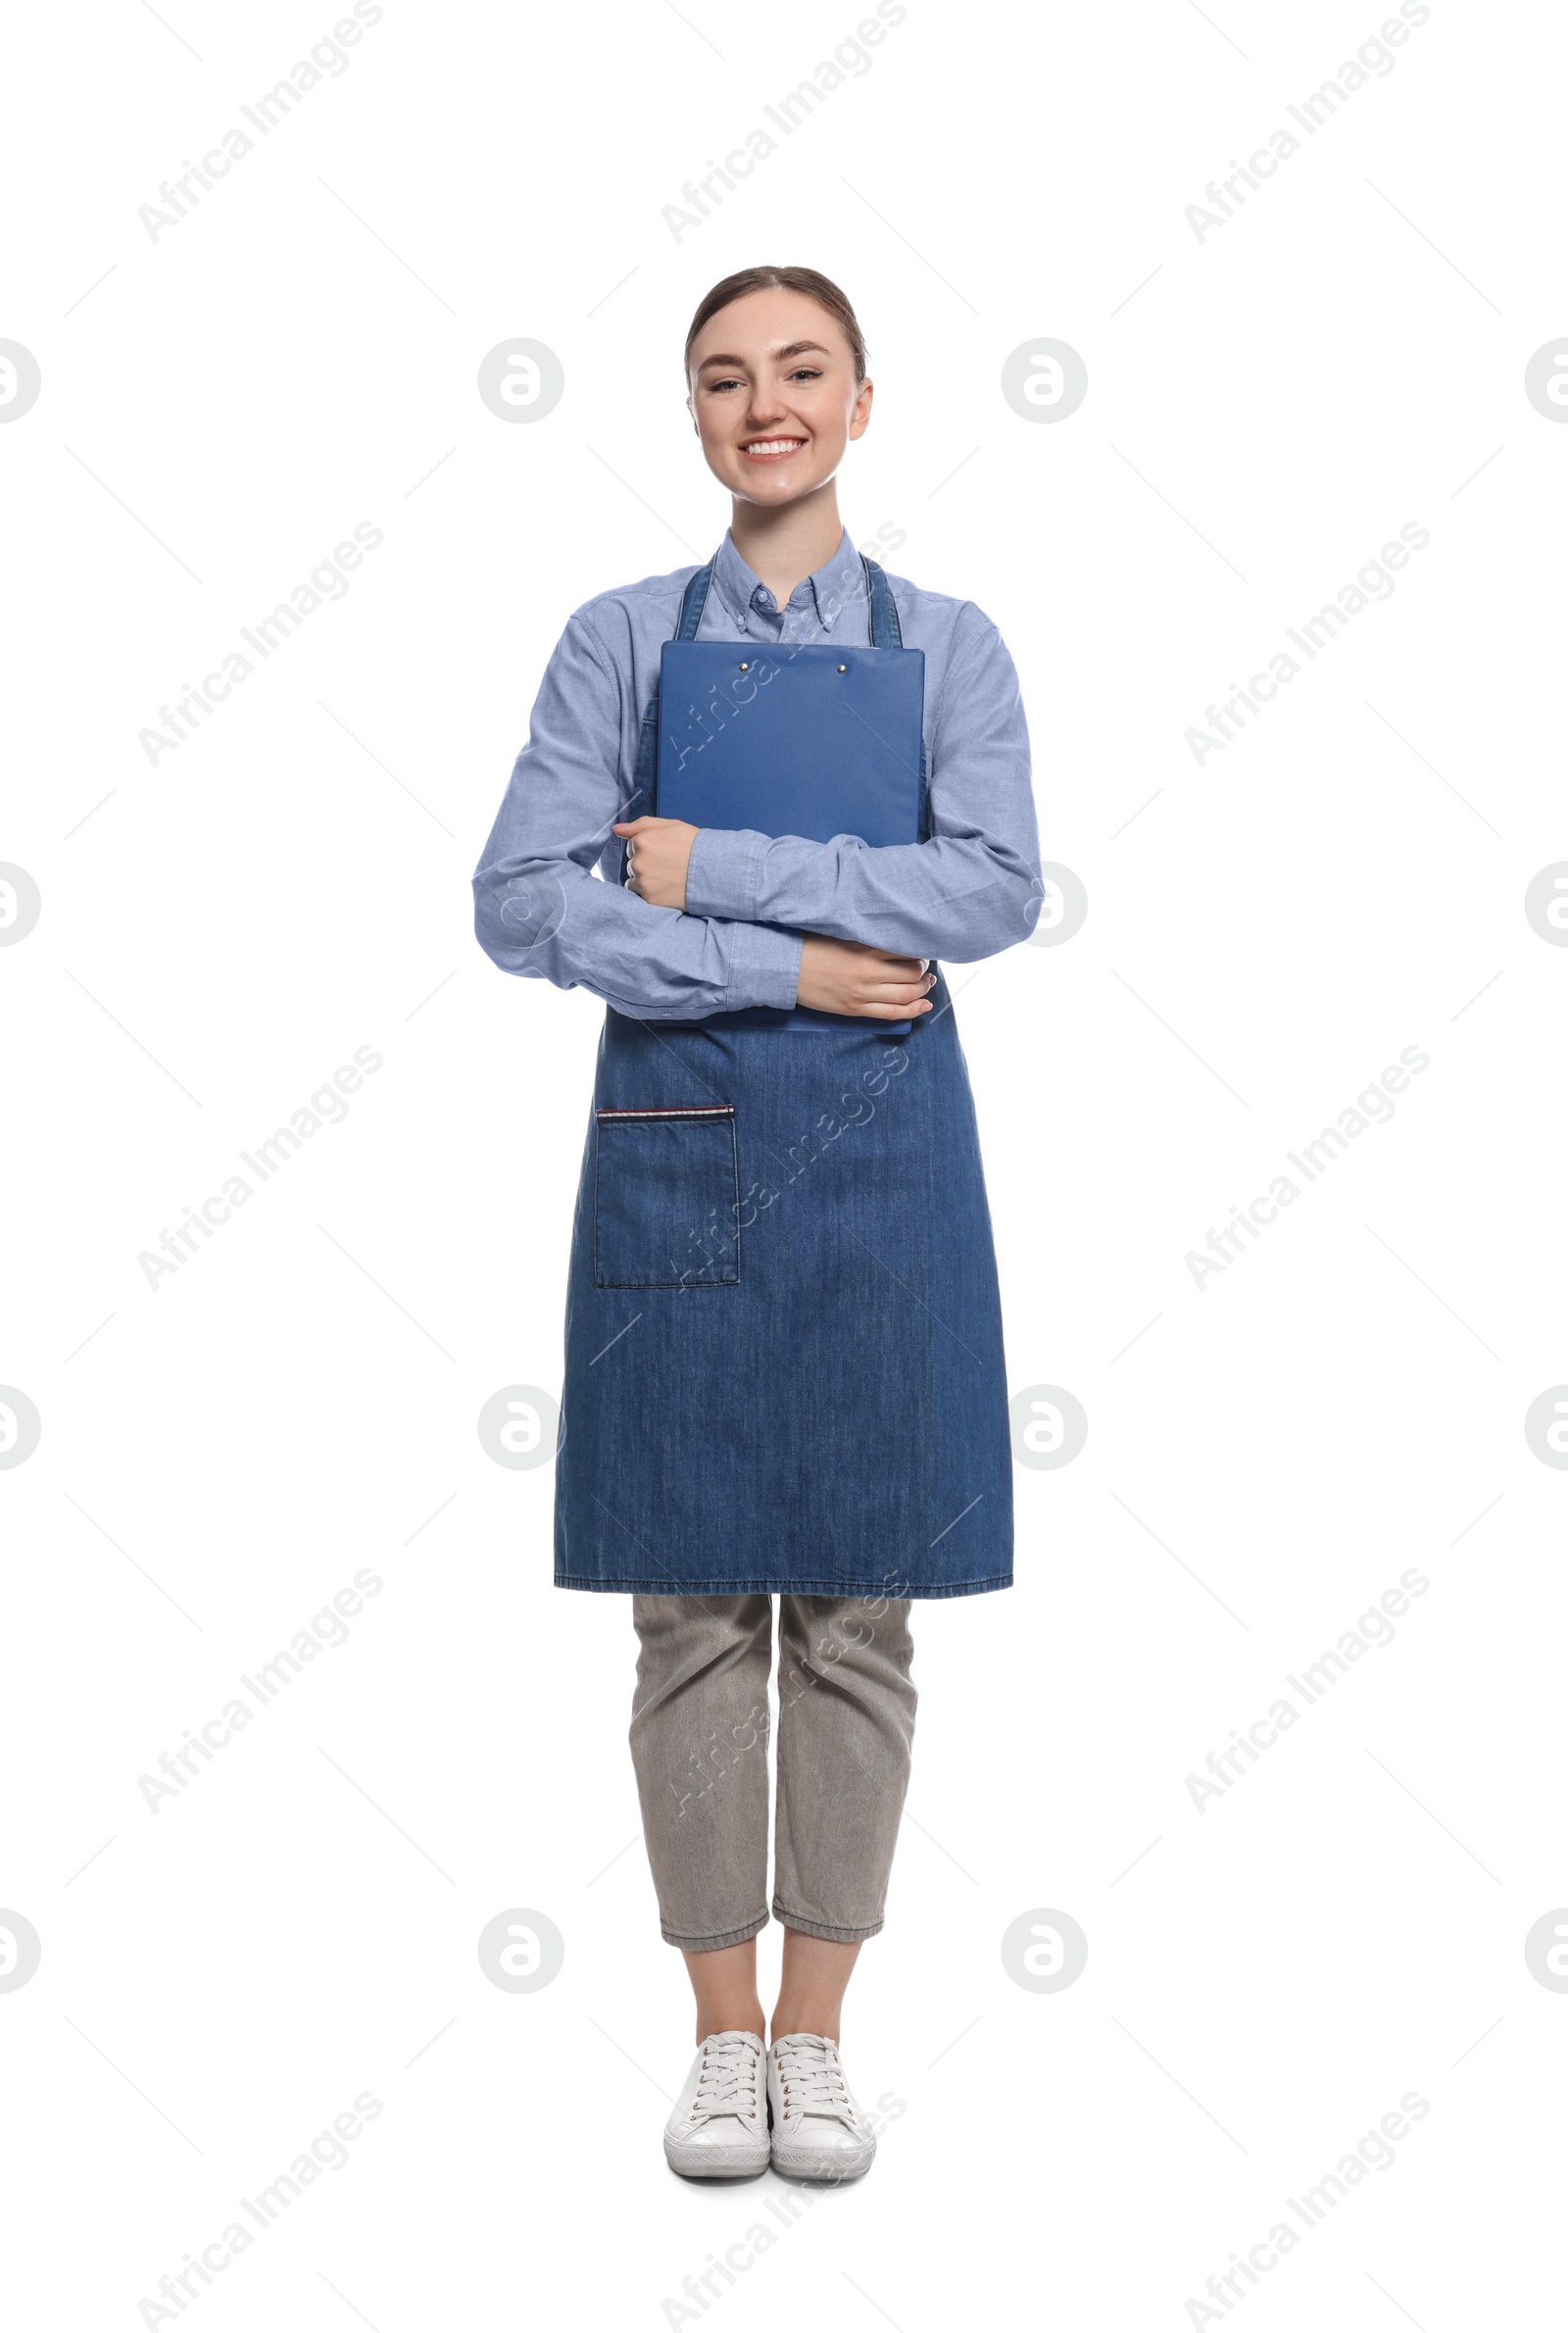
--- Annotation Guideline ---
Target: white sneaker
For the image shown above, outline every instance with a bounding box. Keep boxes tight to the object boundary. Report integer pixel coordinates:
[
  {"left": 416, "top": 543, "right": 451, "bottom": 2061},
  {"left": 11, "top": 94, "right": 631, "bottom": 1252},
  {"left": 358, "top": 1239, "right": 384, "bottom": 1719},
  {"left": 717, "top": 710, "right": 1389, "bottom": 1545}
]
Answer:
[
  {"left": 767, "top": 2033, "right": 876, "bottom": 2181},
  {"left": 663, "top": 2030, "right": 769, "bottom": 2178}
]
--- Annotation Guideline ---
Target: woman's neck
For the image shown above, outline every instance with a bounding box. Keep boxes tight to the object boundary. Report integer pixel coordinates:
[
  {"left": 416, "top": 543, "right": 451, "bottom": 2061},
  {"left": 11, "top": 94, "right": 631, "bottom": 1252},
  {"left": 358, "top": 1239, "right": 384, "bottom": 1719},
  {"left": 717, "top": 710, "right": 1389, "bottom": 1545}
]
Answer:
[{"left": 728, "top": 482, "right": 845, "bottom": 610}]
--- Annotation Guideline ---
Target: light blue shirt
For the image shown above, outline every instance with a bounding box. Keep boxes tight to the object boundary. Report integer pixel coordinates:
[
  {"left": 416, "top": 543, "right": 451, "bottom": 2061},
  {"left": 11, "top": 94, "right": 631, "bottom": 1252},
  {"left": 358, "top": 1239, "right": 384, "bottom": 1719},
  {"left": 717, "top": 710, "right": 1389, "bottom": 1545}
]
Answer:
[{"left": 472, "top": 527, "right": 1041, "bottom": 1019}]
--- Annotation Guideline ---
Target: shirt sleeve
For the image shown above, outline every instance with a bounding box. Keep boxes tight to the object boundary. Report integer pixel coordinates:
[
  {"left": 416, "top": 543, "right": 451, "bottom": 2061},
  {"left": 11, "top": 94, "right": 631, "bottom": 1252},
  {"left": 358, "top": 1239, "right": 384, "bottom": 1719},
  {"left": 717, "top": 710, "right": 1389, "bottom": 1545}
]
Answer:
[
  {"left": 682, "top": 602, "right": 1042, "bottom": 962},
  {"left": 472, "top": 611, "right": 805, "bottom": 1019}
]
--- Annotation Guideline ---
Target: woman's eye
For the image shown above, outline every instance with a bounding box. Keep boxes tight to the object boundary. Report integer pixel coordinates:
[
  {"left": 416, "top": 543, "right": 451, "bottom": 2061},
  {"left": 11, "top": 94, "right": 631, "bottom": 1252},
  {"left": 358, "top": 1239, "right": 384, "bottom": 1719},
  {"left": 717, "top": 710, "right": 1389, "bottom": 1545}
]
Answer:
[{"left": 787, "top": 369, "right": 822, "bottom": 382}]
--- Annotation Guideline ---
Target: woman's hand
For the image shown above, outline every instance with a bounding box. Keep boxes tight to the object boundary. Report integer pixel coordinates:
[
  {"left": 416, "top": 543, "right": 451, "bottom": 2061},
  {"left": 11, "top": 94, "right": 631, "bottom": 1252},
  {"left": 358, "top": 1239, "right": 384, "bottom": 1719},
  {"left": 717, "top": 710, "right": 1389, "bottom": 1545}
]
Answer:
[
  {"left": 796, "top": 935, "right": 935, "bottom": 1020},
  {"left": 613, "top": 816, "right": 700, "bottom": 910}
]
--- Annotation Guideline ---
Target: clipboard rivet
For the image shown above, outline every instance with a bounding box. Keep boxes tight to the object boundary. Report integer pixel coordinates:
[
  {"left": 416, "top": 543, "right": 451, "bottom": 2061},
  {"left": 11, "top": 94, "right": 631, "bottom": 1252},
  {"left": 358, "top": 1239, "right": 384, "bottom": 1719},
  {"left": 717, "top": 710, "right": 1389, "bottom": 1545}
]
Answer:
[
  {"left": 836, "top": 663, "right": 847, "bottom": 673},
  {"left": 738, "top": 661, "right": 750, "bottom": 670}
]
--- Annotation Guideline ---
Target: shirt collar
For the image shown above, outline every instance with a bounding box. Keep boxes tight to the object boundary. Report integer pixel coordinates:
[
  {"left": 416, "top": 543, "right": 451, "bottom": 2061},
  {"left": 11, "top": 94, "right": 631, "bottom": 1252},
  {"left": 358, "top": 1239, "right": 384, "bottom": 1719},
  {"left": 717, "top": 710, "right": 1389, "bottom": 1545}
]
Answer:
[{"left": 710, "top": 526, "right": 867, "bottom": 634}]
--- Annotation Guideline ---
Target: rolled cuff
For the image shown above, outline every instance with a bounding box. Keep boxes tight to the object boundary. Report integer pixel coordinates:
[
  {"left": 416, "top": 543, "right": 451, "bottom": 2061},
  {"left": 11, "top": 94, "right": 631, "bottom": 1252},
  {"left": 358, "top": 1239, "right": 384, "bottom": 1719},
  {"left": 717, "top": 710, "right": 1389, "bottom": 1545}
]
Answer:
[
  {"left": 685, "top": 824, "right": 768, "bottom": 920},
  {"left": 724, "top": 916, "right": 804, "bottom": 1012},
  {"left": 771, "top": 1903, "right": 885, "bottom": 1944},
  {"left": 662, "top": 1911, "right": 770, "bottom": 1952}
]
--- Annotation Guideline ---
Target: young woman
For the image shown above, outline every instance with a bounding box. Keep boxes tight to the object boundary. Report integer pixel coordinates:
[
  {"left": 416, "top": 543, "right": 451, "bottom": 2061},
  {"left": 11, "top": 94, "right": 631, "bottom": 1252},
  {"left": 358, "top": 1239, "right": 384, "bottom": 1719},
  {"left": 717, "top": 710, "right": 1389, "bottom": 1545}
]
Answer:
[{"left": 473, "top": 265, "right": 1040, "bottom": 2180}]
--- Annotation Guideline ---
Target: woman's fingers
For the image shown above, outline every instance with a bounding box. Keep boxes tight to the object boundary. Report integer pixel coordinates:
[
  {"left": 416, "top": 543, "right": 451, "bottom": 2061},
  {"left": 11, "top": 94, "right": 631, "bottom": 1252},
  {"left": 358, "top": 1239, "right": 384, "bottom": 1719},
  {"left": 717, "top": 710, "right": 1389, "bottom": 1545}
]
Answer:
[
  {"left": 862, "top": 974, "right": 936, "bottom": 1000},
  {"left": 853, "top": 977, "right": 936, "bottom": 1017}
]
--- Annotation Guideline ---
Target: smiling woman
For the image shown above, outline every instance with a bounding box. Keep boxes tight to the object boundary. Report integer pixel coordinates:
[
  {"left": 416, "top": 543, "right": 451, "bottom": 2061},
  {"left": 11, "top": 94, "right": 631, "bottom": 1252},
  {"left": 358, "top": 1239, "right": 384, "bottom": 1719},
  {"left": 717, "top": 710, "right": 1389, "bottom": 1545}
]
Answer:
[
  {"left": 471, "top": 261, "right": 1041, "bottom": 2182},
  {"left": 683, "top": 271, "right": 869, "bottom": 483}
]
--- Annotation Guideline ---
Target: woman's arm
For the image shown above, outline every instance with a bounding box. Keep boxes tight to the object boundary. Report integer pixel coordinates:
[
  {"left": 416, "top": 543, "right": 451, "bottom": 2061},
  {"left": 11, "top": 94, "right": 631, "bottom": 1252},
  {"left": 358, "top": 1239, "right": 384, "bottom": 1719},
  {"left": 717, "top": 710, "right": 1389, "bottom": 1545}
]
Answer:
[
  {"left": 680, "top": 602, "right": 1042, "bottom": 961},
  {"left": 472, "top": 612, "right": 805, "bottom": 1020}
]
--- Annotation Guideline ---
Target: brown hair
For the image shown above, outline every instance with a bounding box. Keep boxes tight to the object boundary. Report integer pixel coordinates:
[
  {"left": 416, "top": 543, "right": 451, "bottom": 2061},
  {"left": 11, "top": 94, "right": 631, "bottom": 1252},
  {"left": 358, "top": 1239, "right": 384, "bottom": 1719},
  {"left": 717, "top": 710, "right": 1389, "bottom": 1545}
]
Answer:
[{"left": 683, "top": 266, "right": 868, "bottom": 385}]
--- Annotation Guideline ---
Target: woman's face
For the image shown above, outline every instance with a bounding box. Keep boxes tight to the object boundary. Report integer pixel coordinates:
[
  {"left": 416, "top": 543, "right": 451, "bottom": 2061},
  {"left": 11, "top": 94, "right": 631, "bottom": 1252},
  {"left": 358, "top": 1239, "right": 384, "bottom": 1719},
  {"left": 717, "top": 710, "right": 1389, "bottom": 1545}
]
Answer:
[{"left": 686, "top": 287, "right": 871, "bottom": 508}]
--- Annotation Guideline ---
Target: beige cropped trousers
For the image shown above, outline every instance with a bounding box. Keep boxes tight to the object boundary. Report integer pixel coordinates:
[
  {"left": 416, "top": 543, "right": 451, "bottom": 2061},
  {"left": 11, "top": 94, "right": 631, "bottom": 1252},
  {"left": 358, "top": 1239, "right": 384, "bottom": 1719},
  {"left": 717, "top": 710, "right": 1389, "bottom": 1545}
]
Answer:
[{"left": 629, "top": 1593, "right": 917, "bottom": 1951}]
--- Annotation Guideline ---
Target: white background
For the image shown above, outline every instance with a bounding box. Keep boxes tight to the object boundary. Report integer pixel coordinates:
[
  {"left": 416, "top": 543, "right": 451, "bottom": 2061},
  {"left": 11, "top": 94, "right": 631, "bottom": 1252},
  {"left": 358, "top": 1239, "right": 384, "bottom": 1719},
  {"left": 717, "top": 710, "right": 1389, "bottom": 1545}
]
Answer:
[{"left": 4, "top": 0, "right": 1565, "bottom": 2325}]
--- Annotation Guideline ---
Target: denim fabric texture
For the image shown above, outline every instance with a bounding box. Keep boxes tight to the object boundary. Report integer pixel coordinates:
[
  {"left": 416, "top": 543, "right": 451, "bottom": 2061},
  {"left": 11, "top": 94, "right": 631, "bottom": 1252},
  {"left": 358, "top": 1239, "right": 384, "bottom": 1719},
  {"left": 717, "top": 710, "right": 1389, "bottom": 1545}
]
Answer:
[
  {"left": 557, "top": 973, "right": 1014, "bottom": 1594},
  {"left": 551, "top": 551, "right": 1014, "bottom": 1597}
]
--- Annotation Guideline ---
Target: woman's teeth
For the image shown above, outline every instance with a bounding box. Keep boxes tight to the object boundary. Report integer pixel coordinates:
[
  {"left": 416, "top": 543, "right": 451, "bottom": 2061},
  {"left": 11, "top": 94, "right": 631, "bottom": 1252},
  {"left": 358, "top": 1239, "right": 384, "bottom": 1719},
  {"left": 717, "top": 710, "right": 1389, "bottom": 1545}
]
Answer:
[{"left": 743, "top": 438, "right": 805, "bottom": 457}]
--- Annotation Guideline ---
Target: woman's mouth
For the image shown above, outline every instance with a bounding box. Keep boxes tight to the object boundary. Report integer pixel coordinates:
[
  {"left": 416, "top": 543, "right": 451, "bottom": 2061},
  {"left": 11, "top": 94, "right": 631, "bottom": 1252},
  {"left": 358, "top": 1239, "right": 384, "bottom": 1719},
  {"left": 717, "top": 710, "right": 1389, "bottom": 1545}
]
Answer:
[{"left": 740, "top": 436, "right": 807, "bottom": 464}]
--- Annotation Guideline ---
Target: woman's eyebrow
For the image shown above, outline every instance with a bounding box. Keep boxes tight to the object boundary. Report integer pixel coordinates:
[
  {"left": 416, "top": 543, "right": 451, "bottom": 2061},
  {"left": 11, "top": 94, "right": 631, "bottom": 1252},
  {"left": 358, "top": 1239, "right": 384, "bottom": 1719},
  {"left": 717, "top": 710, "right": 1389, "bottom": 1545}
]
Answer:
[{"left": 696, "top": 340, "right": 832, "bottom": 370}]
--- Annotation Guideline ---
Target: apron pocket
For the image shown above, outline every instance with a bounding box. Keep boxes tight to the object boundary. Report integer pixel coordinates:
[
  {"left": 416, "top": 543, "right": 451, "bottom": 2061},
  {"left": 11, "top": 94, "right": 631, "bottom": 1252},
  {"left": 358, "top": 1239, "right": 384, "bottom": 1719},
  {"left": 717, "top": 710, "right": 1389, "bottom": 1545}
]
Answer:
[{"left": 593, "top": 1105, "right": 740, "bottom": 1289}]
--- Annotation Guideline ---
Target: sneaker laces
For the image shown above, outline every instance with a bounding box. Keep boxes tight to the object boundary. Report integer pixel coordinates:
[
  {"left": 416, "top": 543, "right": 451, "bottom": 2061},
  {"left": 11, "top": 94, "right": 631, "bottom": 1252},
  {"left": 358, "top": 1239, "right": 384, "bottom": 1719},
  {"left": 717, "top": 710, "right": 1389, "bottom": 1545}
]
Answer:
[
  {"left": 692, "top": 2033, "right": 761, "bottom": 2123},
  {"left": 773, "top": 2034, "right": 855, "bottom": 2121}
]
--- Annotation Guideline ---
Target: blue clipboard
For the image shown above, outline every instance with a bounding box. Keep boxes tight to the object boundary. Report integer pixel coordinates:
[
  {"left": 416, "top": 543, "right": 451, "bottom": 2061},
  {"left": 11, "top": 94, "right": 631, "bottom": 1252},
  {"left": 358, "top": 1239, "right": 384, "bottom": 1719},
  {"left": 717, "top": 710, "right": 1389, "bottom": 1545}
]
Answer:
[{"left": 656, "top": 638, "right": 927, "bottom": 1031}]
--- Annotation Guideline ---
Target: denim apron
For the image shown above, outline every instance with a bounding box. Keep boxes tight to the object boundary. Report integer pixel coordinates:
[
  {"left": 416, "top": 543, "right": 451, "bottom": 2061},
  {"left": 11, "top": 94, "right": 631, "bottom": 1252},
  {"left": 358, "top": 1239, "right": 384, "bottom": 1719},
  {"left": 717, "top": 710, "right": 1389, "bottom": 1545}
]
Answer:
[{"left": 555, "top": 558, "right": 1013, "bottom": 1599}]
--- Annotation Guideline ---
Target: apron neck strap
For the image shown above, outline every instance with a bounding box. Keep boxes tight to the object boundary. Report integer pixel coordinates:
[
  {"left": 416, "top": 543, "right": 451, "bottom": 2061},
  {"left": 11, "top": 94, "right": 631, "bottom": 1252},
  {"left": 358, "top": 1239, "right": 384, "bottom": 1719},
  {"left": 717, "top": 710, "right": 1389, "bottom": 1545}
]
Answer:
[
  {"left": 674, "top": 560, "right": 713, "bottom": 641},
  {"left": 861, "top": 555, "right": 903, "bottom": 650}
]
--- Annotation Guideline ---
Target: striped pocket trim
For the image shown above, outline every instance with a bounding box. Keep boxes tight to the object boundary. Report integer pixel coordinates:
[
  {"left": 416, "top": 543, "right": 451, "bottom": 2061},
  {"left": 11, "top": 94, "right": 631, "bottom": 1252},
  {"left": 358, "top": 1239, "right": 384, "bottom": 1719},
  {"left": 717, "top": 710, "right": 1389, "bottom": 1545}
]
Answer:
[{"left": 595, "top": 1104, "right": 735, "bottom": 1121}]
